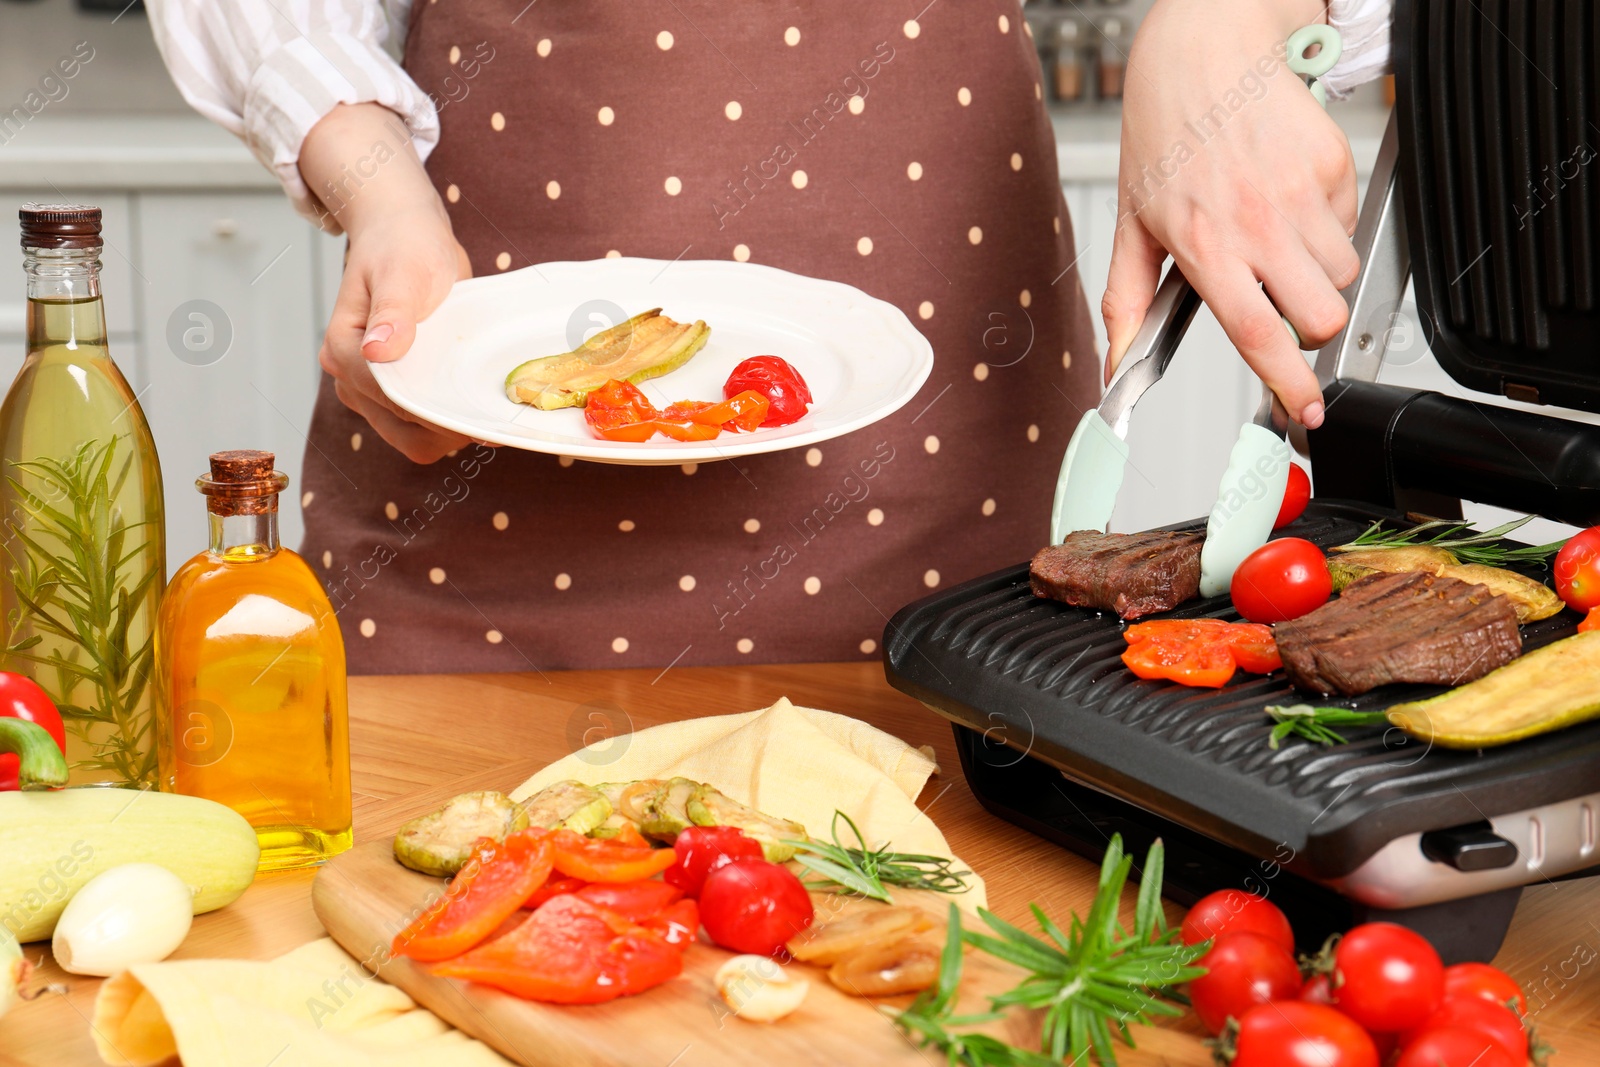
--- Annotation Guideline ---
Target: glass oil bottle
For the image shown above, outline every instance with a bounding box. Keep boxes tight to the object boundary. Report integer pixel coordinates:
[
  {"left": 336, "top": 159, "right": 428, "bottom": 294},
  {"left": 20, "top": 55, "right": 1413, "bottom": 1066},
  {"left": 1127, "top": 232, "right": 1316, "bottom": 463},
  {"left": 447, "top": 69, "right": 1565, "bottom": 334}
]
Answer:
[
  {"left": 0, "top": 204, "right": 165, "bottom": 787},
  {"left": 156, "top": 450, "right": 352, "bottom": 870}
]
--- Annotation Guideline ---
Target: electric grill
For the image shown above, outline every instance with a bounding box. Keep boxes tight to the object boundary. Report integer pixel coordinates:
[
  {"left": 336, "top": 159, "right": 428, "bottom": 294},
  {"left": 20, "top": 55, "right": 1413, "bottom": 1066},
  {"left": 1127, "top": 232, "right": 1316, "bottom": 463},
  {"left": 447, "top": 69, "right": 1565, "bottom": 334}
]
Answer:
[{"left": 884, "top": 0, "right": 1600, "bottom": 964}]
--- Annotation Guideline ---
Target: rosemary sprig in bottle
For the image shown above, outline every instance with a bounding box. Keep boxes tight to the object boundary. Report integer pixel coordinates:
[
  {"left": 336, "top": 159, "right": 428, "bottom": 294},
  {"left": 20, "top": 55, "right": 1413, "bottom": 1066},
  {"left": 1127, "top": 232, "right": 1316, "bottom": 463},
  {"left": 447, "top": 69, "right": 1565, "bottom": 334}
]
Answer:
[
  {"left": 1265, "top": 704, "right": 1391, "bottom": 749},
  {"left": 786, "top": 810, "right": 972, "bottom": 904},
  {"left": 1335, "top": 515, "right": 1565, "bottom": 567},
  {"left": 1, "top": 438, "right": 159, "bottom": 787}
]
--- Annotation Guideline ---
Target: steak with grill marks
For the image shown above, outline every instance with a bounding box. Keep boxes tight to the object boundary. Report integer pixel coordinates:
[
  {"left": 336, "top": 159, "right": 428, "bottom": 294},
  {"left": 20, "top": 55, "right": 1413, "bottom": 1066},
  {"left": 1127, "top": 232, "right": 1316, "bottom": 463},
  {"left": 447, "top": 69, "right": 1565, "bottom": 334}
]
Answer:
[
  {"left": 1274, "top": 570, "right": 1522, "bottom": 696},
  {"left": 1029, "top": 529, "right": 1205, "bottom": 619}
]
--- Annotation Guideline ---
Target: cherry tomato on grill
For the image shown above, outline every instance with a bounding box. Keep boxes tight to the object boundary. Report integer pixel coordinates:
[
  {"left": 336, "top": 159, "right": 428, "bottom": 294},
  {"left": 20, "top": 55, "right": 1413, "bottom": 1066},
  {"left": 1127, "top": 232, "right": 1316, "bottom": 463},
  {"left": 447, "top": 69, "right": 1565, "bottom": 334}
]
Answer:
[
  {"left": 1180, "top": 890, "right": 1294, "bottom": 955},
  {"left": 1401, "top": 995, "right": 1527, "bottom": 1064},
  {"left": 663, "top": 825, "right": 767, "bottom": 897},
  {"left": 1554, "top": 527, "right": 1600, "bottom": 612},
  {"left": 1395, "top": 1028, "right": 1518, "bottom": 1067},
  {"left": 1225, "top": 1002, "right": 1378, "bottom": 1067},
  {"left": 1189, "top": 932, "right": 1303, "bottom": 1035},
  {"left": 724, "top": 356, "right": 813, "bottom": 427},
  {"left": 1121, "top": 620, "right": 1281, "bottom": 688},
  {"left": 1441, "top": 961, "right": 1527, "bottom": 1015},
  {"left": 1321, "top": 922, "right": 1444, "bottom": 1033},
  {"left": 1231, "top": 538, "right": 1332, "bottom": 624},
  {"left": 0, "top": 672, "right": 65, "bottom": 792},
  {"left": 1274, "top": 463, "right": 1312, "bottom": 528},
  {"left": 698, "top": 857, "right": 814, "bottom": 956}
]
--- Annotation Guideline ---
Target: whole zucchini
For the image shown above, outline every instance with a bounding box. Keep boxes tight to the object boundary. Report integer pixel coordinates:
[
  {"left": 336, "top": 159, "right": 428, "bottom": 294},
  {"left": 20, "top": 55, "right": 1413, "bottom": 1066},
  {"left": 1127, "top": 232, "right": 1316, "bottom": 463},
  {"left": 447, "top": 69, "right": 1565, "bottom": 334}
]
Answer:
[{"left": 0, "top": 789, "right": 259, "bottom": 943}]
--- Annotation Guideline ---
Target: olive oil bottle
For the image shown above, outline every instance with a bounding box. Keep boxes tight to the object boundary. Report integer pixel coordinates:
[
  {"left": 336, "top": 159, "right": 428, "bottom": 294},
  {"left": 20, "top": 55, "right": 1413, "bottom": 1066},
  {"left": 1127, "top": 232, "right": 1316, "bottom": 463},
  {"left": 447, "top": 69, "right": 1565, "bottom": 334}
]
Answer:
[
  {"left": 155, "top": 450, "right": 352, "bottom": 870},
  {"left": 0, "top": 205, "right": 165, "bottom": 787}
]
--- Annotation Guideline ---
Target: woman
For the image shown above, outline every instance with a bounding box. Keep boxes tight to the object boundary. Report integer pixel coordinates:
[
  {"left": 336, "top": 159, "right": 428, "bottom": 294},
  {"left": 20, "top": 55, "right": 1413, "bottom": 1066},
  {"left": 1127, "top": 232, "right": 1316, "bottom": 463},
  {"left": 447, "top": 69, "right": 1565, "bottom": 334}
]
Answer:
[{"left": 147, "top": 0, "right": 1390, "bottom": 674}]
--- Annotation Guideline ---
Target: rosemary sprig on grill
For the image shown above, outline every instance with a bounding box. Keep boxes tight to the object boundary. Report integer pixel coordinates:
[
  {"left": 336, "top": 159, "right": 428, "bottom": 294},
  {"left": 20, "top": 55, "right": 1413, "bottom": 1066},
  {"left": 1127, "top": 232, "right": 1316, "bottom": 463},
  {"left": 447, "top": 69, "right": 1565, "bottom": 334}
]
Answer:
[
  {"left": 1265, "top": 704, "right": 1391, "bottom": 749},
  {"left": 787, "top": 810, "right": 971, "bottom": 904},
  {"left": 1335, "top": 515, "right": 1566, "bottom": 567}
]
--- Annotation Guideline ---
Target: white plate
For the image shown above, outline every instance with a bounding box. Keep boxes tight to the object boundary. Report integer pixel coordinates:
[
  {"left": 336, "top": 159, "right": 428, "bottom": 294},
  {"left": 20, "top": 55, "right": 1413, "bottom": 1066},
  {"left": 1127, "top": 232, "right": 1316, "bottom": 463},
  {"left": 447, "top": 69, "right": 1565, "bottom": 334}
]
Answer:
[{"left": 371, "top": 258, "right": 934, "bottom": 465}]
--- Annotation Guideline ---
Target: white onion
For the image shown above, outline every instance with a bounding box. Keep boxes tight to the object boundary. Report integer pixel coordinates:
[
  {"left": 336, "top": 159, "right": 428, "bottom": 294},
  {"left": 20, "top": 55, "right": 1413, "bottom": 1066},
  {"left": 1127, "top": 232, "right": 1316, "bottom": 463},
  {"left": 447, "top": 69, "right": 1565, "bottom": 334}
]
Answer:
[{"left": 52, "top": 863, "right": 195, "bottom": 977}]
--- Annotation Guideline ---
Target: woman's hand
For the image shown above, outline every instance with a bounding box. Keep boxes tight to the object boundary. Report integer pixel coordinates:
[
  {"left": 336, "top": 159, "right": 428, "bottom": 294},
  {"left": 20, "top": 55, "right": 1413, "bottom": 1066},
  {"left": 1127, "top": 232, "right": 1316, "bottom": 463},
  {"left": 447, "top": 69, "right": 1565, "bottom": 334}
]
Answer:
[
  {"left": 1103, "top": 0, "right": 1359, "bottom": 429},
  {"left": 301, "top": 103, "right": 473, "bottom": 463}
]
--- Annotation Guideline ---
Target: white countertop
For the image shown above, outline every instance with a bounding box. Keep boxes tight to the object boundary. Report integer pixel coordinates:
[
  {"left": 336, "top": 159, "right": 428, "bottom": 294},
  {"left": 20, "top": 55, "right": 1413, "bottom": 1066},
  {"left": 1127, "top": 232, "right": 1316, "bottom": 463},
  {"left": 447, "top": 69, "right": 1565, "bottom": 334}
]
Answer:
[{"left": 0, "top": 108, "right": 1393, "bottom": 190}]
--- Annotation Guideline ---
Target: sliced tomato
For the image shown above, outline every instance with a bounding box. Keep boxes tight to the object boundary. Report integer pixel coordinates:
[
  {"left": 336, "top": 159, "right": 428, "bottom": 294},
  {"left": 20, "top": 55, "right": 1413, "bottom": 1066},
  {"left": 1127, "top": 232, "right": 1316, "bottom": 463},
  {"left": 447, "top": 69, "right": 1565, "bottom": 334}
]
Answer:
[
  {"left": 550, "top": 829, "right": 677, "bottom": 883},
  {"left": 393, "top": 830, "right": 554, "bottom": 961},
  {"left": 664, "top": 391, "right": 770, "bottom": 432},
  {"left": 523, "top": 875, "right": 587, "bottom": 909},
  {"left": 432, "top": 894, "right": 682, "bottom": 1004},
  {"left": 1122, "top": 619, "right": 1280, "bottom": 687},
  {"left": 661, "top": 399, "right": 717, "bottom": 421},
  {"left": 641, "top": 898, "right": 700, "bottom": 948},
  {"left": 575, "top": 880, "right": 684, "bottom": 921},
  {"left": 1226, "top": 625, "right": 1283, "bottom": 674}
]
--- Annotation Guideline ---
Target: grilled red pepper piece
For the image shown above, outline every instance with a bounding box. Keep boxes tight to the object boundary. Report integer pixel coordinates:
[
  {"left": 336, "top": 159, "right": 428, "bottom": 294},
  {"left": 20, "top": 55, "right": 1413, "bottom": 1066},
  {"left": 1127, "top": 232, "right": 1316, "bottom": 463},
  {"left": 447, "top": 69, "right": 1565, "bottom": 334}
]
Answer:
[
  {"left": 549, "top": 829, "right": 677, "bottom": 883},
  {"left": 432, "top": 894, "right": 682, "bottom": 1003},
  {"left": 574, "top": 880, "right": 684, "bottom": 921},
  {"left": 523, "top": 875, "right": 587, "bottom": 909},
  {"left": 393, "top": 830, "right": 554, "bottom": 961}
]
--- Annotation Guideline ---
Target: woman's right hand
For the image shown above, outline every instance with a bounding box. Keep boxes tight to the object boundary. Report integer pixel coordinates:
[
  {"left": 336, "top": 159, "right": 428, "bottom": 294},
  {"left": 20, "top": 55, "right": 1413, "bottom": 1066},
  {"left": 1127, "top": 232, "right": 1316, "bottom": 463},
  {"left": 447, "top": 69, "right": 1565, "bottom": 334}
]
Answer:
[
  {"left": 301, "top": 103, "right": 474, "bottom": 464},
  {"left": 1102, "top": 0, "right": 1360, "bottom": 429}
]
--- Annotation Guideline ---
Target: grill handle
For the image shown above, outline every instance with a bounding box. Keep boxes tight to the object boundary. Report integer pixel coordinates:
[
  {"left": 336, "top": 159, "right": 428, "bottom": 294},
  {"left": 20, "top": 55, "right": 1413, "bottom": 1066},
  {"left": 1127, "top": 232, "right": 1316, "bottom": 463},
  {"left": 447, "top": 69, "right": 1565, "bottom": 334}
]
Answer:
[{"left": 1309, "top": 380, "right": 1600, "bottom": 527}]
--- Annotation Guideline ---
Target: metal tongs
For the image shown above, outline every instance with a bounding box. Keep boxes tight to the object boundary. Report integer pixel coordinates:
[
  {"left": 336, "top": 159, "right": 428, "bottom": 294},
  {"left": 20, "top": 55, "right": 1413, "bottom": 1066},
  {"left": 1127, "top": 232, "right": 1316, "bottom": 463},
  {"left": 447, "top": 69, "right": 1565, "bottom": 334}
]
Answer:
[{"left": 1048, "top": 23, "right": 1341, "bottom": 595}]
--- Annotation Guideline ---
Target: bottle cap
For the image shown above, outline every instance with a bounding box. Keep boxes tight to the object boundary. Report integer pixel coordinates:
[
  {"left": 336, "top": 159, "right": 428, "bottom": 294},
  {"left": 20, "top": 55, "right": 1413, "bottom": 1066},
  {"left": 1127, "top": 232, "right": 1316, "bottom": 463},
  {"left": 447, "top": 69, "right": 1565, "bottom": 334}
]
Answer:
[
  {"left": 198, "top": 450, "right": 288, "bottom": 516},
  {"left": 19, "top": 203, "right": 103, "bottom": 250}
]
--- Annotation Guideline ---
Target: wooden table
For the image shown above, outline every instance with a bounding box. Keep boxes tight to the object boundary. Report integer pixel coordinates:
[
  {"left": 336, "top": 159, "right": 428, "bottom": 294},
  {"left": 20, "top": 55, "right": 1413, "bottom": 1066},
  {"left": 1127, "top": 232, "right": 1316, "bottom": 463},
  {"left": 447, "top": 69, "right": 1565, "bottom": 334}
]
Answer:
[{"left": 4, "top": 663, "right": 1598, "bottom": 1066}]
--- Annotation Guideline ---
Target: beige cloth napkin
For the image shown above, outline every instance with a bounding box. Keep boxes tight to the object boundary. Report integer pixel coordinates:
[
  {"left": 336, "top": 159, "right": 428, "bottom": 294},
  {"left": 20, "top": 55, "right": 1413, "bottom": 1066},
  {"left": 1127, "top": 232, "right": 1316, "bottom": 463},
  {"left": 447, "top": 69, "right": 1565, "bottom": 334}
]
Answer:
[
  {"left": 510, "top": 696, "right": 986, "bottom": 908},
  {"left": 91, "top": 937, "right": 512, "bottom": 1067},
  {"left": 91, "top": 698, "right": 976, "bottom": 1065}
]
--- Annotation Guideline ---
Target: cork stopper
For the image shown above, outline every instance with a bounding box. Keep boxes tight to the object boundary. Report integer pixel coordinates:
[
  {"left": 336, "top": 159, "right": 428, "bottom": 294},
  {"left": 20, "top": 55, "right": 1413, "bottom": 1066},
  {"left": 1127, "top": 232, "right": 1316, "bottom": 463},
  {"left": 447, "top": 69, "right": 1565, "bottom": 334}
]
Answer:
[
  {"left": 20, "top": 203, "right": 102, "bottom": 250},
  {"left": 197, "top": 450, "right": 288, "bottom": 516}
]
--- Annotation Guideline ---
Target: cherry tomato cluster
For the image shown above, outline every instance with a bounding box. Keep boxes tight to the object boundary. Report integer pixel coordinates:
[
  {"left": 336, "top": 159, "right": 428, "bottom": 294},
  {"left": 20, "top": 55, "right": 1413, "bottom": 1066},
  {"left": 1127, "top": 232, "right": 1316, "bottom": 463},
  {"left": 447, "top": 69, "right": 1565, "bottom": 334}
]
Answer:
[
  {"left": 663, "top": 826, "right": 814, "bottom": 956},
  {"left": 1184, "top": 889, "right": 1538, "bottom": 1067}
]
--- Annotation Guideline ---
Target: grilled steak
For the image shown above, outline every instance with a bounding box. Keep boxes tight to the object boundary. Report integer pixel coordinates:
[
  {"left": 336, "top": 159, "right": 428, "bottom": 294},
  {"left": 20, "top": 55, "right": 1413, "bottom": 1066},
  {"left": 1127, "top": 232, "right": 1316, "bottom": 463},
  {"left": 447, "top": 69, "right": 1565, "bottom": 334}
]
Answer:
[
  {"left": 1030, "top": 529, "right": 1204, "bottom": 619},
  {"left": 1274, "top": 571, "right": 1522, "bottom": 696}
]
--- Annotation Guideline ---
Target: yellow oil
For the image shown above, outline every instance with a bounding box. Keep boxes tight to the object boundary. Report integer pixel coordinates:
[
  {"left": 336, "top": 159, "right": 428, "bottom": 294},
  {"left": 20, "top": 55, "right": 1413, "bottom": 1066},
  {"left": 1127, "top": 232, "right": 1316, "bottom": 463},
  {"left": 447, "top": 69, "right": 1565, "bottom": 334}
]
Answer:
[
  {"left": 157, "top": 541, "right": 352, "bottom": 870},
  {"left": 0, "top": 296, "right": 164, "bottom": 787}
]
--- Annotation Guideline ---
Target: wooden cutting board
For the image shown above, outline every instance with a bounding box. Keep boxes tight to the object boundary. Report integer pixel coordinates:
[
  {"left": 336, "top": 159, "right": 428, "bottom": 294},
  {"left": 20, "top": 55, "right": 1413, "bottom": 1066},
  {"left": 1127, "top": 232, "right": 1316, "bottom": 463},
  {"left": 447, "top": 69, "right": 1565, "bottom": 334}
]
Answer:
[{"left": 313, "top": 839, "right": 1045, "bottom": 1066}]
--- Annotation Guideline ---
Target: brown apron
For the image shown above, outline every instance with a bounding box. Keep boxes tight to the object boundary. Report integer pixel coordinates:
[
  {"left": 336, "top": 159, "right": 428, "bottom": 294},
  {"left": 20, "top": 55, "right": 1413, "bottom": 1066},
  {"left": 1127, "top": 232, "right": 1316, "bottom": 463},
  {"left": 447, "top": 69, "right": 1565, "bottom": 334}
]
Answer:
[{"left": 299, "top": 0, "right": 1099, "bottom": 674}]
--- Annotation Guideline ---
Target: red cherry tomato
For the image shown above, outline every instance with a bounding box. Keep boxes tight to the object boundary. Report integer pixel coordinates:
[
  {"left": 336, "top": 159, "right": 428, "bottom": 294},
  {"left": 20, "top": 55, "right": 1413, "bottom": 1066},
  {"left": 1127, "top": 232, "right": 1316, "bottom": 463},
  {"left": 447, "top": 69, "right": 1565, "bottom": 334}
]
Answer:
[
  {"left": 697, "top": 857, "right": 814, "bottom": 956},
  {"left": 663, "top": 826, "right": 766, "bottom": 897},
  {"left": 723, "top": 356, "right": 813, "bottom": 427},
  {"left": 1189, "top": 932, "right": 1303, "bottom": 1035},
  {"left": 1231, "top": 538, "right": 1333, "bottom": 624},
  {"left": 1325, "top": 923, "right": 1444, "bottom": 1033},
  {"left": 1395, "top": 1028, "right": 1518, "bottom": 1067},
  {"left": 1181, "top": 890, "right": 1294, "bottom": 955},
  {"left": 1229, "top": 1002, "right": 1379, "bottom": 1067},
  {"left": 0, "top": 672, "right": 66, "bottom": 792},
  {"left": 1300, "top": 973, "right": 1338, "bottom": 1005},
  {"left": 1553, "top": 527, "right": 1600, "bottom": 612},
  {"left": 1441, "top": 961, "right": 1527, "bottom": 1015},
  {"left": 1401, "top": 995, "right": 1527, "bottom": 1064},
  {"left": 1274, "top": 464, "right": 1312, "bottom": 528}
]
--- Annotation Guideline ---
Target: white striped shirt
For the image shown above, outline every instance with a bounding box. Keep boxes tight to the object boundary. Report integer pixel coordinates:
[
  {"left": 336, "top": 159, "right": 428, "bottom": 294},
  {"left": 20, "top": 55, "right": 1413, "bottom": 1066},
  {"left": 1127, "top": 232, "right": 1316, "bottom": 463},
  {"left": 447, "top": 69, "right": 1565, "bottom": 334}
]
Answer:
[{"left": 145, "top": 0, "right": 1392, "bottom": 231}]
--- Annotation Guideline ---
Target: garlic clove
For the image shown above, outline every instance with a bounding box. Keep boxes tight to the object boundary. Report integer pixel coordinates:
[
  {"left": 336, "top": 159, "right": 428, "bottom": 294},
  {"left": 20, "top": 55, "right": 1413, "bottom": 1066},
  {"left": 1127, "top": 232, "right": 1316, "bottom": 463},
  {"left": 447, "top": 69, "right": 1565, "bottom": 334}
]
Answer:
[
  {"left": 0, "top": 927, "right": 27, "bottom": 1020},
  {"left": 714, "top": 953, "right": 809, "bottom": 1023},
  {"left": 52, "top": 863, "right": 196, "bottom": 977}
]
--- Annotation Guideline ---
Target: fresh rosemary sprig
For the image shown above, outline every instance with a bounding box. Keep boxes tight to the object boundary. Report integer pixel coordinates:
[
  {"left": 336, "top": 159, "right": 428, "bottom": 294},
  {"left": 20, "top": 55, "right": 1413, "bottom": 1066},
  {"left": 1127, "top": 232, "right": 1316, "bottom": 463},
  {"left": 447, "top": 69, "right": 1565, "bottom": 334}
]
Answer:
[
  {"left": 1335, "top": 515, "right": 1566, "bottom": 567},
  {"left": 786, "top": 810, "right": 972, "bottom": 904},
  {"left": 1265, "top": 704, "right": 1391, "bottom": 749},
  {"left": 969, "top": 836, "right": 1208, "bottom": 1066},
  {"left": 887, "top": 904, "right": 1060, "bottom": 1067},
  {"left": 2, "top": 438, "right": 159, "bottom": 787}
]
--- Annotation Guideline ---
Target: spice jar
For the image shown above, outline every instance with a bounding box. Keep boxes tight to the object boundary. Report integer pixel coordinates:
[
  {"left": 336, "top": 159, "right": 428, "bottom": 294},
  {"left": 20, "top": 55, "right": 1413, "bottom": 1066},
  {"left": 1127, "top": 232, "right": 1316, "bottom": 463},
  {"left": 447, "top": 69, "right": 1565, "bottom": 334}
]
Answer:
[{"left": 1053, "top": 18, "right": 1086, "bottom": 103}]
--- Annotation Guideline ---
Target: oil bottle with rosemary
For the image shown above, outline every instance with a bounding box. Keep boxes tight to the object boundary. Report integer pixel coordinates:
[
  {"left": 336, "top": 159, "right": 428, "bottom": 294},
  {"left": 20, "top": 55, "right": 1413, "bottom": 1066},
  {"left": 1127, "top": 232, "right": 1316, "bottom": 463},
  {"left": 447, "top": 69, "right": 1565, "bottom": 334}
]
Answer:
[{"left": 0, "top": 204, "right": 166, "bottom": 788}]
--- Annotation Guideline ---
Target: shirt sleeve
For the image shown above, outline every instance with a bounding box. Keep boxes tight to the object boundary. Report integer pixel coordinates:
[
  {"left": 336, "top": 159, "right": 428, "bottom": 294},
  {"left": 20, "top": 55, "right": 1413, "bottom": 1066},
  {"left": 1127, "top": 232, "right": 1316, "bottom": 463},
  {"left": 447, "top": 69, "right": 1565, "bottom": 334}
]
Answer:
[
  {"left": 144, "top": 0, "right": 437, "bottom": 233},
  {"left": 1323, "top": 0, "right": 1393, "bottom": 101}
]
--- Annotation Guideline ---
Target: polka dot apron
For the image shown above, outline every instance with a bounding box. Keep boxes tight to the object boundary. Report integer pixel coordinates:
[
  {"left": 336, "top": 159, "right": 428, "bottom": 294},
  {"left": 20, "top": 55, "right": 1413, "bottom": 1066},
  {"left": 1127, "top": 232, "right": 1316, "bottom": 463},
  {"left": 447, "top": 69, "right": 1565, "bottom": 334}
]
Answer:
[{"left": 298, "top": 0, "right": 1100, "bottom": 674}]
